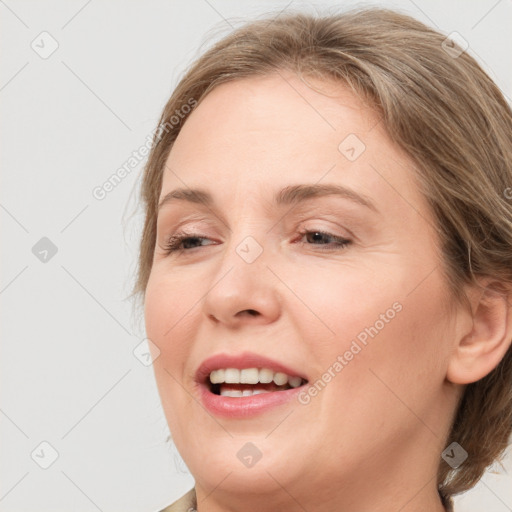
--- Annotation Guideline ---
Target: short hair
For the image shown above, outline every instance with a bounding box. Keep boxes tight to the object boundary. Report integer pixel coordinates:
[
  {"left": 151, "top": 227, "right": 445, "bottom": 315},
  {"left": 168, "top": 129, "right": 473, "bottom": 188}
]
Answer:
[{"left": 131, "top": 7, "right": 512, "bottom": 501}]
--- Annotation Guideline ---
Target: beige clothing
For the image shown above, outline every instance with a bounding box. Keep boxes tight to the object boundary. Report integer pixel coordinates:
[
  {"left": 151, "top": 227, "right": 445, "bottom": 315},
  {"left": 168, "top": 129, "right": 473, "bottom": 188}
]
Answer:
[
  {"left": 159, "top": 488, "right": 196, "bottom": 512},
  {"left": 159, "top": 487, "right": 454, "bottom": 511}
]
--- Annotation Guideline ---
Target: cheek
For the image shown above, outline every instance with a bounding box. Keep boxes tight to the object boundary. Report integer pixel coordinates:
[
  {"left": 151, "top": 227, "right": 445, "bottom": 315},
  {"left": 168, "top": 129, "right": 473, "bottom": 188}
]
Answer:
[
  {"left": 277, "top": 260, "right": 399, "bottom": 347},
  {"left": 144, "top": 274, "right": 203, "bottom": 433},
  {"left": 294, "top": 261, "right": 451, "bottom": 391},
  {"left": 144, "top": 269, "right": 199, "bottom": 341},
  {"left": 144, "top": 271, "right": 203, "bottom": 392},
  {"left": 324, "top": 272, "right": 451, "bottom": 414}
]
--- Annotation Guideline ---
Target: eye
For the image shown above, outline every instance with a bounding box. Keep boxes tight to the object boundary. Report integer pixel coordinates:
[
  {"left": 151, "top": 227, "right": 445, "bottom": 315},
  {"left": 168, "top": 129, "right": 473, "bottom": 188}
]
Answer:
[
  {"left": 162, "top": 229, "right": 352, "bottom": 255},
  {"left": 295, "top": 229, "right": 351, "bottom": 250},
  {"left": 163, "top": 232, "right": 216, "bottom": 254}
]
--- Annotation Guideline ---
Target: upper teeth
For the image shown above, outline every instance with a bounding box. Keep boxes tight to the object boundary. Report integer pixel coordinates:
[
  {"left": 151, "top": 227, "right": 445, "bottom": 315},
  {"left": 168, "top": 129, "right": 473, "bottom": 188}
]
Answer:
[{"left": 209, "top": 368, "right": 303, "bottom": 388}]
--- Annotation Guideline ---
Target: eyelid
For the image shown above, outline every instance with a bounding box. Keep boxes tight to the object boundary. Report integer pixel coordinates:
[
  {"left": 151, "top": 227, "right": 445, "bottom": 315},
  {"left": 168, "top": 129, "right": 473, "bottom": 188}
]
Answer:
[
  {"left": 156, "top": 209, "right": 231, "bottom": 238},
  {"left": 158, "top": 211, "right": 361, "bottom": 243},
  {"left": 157, "top": 216, "right": 218, "bottom": 237},
  {"left": 294, "top": 218, "right": 357, "bottom": 243}
]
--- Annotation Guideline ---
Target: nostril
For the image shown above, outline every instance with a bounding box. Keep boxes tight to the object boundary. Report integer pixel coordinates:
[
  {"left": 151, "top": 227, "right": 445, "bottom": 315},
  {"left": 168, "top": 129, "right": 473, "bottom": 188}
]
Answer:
[{"left": 245, "top": 309, "right": 259, "bottom": 316}]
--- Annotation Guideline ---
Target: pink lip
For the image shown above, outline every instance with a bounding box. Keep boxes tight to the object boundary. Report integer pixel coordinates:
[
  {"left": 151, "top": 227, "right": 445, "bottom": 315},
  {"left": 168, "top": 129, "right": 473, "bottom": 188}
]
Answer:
[
  {"left": 198, "top": 383, "right": 306, "bottom": 418},
  {"left": 195, "top": 351, "right": 309, "bottom": 418}
]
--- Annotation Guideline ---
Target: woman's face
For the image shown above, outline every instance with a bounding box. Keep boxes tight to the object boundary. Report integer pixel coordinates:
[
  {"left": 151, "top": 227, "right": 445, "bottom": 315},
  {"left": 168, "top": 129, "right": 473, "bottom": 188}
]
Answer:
[{"left": 145, "top": 72, "right": 460, "bottom": 509}]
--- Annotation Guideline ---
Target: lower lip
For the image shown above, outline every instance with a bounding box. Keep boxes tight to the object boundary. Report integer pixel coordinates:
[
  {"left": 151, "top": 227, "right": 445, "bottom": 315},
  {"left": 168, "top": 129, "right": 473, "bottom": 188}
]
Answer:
[{"left": 198, "top": 382, "right": 306, "bottom": 418}]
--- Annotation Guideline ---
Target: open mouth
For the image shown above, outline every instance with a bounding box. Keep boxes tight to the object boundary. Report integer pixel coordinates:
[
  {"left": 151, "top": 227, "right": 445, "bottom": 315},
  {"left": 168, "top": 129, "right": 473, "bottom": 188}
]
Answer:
[{"left": 206, "top": 368, "right": 308, "bottom": 397}]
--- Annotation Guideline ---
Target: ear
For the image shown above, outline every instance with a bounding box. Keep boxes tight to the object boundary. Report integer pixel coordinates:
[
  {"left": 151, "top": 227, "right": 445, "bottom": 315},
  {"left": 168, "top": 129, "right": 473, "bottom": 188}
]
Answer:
[{"left": 447, "top": 278, "right": 512, "bottom": 385}]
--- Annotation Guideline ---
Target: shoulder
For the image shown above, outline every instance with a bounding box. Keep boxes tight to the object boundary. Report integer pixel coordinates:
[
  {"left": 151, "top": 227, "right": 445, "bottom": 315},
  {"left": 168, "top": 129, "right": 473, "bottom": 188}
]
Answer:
[{"left": 158, "top": 487, "right": 197, "bottom": 512}]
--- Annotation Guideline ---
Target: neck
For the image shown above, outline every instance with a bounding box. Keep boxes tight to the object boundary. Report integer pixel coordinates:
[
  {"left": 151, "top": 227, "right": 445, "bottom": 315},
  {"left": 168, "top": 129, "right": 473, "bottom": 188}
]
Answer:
[{"left": 194, "top": 473, "right": 448, "bottom": 512}]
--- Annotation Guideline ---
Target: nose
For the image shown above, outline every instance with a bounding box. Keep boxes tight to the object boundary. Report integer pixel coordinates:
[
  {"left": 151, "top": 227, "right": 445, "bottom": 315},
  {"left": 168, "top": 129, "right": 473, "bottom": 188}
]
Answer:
[{"left": 202, "top": 237, "right": 282, "bottom": 328}]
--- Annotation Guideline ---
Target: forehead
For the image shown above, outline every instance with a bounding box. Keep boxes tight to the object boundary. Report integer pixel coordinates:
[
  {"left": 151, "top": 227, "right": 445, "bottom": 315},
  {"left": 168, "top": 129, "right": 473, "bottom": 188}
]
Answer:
[
  {"left": 166, "top": 72, "right": 381, "bottom": 170},
  {"left": 159, "top": 71, "right": 428, "bottom": 222}
]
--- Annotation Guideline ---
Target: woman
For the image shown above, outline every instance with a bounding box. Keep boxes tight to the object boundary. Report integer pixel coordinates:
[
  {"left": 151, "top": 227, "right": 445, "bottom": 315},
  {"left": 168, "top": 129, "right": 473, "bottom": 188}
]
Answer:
[{"left": 132, "top": 7, "right": 512, "bottom": 511}]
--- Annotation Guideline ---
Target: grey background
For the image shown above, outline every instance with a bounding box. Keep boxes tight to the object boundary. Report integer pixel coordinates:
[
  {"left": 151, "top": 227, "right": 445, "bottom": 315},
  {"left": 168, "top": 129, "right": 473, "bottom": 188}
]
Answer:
[{"left": 1, "top": 1, "right": 511, "bottom": 511}]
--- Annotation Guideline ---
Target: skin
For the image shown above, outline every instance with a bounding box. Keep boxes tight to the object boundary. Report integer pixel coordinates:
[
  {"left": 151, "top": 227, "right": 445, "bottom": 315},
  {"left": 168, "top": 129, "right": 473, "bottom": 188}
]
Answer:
[{"left": 144, "top": 71, "right": 511, "bottom": 512}]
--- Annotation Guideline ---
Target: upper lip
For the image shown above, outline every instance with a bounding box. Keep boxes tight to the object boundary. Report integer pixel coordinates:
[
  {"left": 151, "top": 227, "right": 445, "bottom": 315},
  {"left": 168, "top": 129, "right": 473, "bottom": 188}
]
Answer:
[{"left": 195, "top": 351, "right": 308, "bottom": 384}]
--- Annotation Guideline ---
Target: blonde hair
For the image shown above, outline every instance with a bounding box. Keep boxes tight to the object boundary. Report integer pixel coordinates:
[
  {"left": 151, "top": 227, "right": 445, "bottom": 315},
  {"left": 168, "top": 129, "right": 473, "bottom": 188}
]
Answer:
[{"left": 131, "top": 7, "right": 512, "bottom": 501}]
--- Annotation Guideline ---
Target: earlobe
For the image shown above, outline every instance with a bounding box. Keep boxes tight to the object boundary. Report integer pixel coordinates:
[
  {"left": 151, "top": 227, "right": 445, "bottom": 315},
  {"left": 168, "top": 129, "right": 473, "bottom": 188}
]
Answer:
[{"left": 446, "top": 280, "right": 512, "bottom": 385}]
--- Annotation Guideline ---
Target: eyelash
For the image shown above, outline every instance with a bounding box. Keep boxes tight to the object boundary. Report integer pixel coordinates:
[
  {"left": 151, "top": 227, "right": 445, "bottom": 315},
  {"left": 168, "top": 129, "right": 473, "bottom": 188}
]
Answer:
[{"left": 162, "top": 229, "right": 351, "bottom": 254}]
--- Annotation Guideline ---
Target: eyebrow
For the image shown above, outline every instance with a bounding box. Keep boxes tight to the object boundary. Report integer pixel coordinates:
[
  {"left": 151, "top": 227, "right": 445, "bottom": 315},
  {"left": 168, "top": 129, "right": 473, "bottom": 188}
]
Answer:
[{"left": 157, "top": 183, "right": 378, "bottom": 213}]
